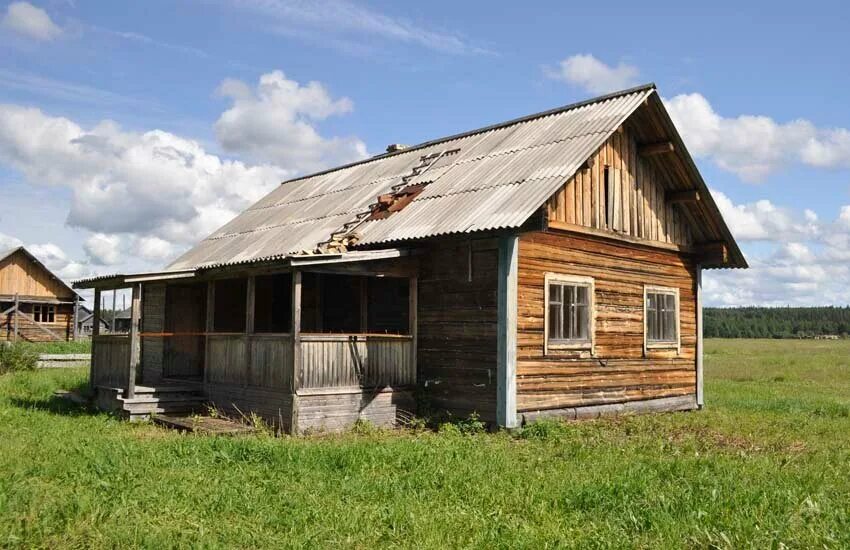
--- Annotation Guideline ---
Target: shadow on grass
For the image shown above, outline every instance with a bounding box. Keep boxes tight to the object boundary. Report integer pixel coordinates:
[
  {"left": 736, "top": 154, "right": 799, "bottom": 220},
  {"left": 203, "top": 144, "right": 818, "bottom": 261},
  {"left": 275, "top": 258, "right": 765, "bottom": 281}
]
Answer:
[{"left": 10, "top": 380, "right": 102, "bottom": 417}]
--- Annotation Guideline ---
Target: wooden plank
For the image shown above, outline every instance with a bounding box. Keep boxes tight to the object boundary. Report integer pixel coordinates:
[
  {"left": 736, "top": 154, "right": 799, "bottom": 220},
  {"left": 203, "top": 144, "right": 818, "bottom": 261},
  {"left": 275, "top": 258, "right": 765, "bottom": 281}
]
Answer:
[
  {"left": 696, "top": 265, "right": 704, "bottom": 407},
  {"left": 291, "top": 270, "right": 302, "bottom": 392},
  {"left": 496, "top": 235, "right": 518, "bottom": 428},
  {"left": 638, "top": 141, "right": 675, "bottom": 156},
  {"left": 409, "top": 276, "right": 418, "bottom": 387},
  {"left": 126, "top": 284, "right": 141, "bottom": 399}
]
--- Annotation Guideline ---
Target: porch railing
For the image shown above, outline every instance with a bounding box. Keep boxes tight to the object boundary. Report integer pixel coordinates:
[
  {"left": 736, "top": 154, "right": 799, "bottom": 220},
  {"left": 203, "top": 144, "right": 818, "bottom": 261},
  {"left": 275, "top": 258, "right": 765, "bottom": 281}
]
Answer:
[
  {"left": 206, "top": 334, "right": 293, "bottom": 390},
  {"left": 299, "top": 334, "right": 415, "bottom": 389},
  {"left": 91, "top": 335, "right": 129, "bottom": 388}
]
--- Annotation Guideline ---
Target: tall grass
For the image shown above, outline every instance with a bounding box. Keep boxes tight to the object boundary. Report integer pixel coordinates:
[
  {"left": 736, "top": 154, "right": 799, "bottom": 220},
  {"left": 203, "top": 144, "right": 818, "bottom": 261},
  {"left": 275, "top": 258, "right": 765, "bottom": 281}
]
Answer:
[{"left": 0, "top": 339, "right": 848, "bottom": 547}]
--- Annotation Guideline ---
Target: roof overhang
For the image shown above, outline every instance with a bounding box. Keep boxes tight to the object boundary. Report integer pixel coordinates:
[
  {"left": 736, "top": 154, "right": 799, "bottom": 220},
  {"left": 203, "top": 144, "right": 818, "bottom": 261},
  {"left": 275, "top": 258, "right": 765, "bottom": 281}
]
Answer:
[{"left": 72, "top": 249, "right": 409, "bottom": 289}]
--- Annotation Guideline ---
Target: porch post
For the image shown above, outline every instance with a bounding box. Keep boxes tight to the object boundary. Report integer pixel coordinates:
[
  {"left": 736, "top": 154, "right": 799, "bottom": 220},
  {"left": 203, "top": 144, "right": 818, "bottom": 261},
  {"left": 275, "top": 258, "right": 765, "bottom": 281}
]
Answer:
[
  {"left": 291, "top": 270, "right": 302, "bottom": 392},
  {"left": 126, "top": 283, "right": 141, "bottom": 399},
  {"left": 204, "top": 282, "right": 215, "bottom": 385},
  {"left": 409, "top": 276, "right": 418, "bottom": 384},
  {"left": 72, "top": 294, "right": 79, "bottom": 341},
  {"left": 12, "top": 293, "right": 18, "bottom": 343},
  {"left": 91, "top": 288, "right": 101, "bottom": 390},
  {"left": 696, "top": 265, "right": 704, "bottom": 407},
  {"left": 496, "top": 235, "right": 519, "bottom": 428},
  {"left": 245, "top": 276, "right": 255, "bottom": 388}
]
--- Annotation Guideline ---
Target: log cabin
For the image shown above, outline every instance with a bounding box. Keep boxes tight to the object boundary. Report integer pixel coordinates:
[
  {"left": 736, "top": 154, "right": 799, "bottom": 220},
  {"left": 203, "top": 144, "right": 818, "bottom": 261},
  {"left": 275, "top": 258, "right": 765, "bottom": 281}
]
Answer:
[
  {"left": 73, "top": 83, "right": 746, "bottom": 431},
  {"left": 1, "top": 246, "right": 80, "bottom": 342}
]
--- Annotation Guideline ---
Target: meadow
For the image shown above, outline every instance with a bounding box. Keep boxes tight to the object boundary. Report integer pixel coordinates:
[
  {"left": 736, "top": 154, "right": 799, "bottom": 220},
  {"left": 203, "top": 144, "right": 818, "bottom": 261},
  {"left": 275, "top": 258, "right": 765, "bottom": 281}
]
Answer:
[{"left": 1, "top": 339, "right": 848, "bottom": 548}]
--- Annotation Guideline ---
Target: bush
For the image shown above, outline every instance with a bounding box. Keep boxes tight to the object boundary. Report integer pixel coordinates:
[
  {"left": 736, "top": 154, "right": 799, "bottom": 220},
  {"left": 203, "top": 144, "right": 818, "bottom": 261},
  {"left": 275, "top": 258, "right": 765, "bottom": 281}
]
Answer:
[
  {"left": 438, "top": 412, "right": 486, "bottom": 435},
  {"left": 0, "top": 343, "right": 39, "bottom": 374}
]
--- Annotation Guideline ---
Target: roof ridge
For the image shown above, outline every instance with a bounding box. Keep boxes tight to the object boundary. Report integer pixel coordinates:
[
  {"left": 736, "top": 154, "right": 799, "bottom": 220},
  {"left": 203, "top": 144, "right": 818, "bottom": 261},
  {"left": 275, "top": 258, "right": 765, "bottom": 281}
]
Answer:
[{"left": 276, "top": 83, "right": 657, "bottom": 187}]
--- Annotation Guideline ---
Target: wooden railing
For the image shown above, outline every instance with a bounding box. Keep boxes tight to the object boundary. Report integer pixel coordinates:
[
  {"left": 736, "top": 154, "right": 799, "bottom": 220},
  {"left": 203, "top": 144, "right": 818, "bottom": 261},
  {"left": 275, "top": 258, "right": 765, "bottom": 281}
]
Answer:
[
  {"left": 206, "top": 334, "right": 293, "bottom": 389},
  {"left": 91, "top": 335, "right": 129, "bottom": 388},
  {"left": 299, "top": 334, "right": 415, "bottom": 389}
]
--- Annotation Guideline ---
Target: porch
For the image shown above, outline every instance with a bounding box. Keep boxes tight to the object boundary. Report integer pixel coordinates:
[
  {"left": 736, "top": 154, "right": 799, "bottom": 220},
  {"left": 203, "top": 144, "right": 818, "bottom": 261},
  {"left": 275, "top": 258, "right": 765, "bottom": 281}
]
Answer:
[{"left": 83, "top": 254, "right": 418, "bottom": 428}]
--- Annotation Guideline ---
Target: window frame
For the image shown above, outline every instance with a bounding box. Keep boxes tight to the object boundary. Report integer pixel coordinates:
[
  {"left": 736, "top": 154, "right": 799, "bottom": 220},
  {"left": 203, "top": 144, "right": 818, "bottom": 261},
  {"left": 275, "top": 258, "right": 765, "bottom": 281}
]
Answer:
[
  {"left": 544, "top": 273, "right": 595, "bottom": 355},
  {"left": 33, "top": 304, "right": 56, "bottom": 324},
  {"left": 643, "top": 285, "right": 681, "bottom": 353}
]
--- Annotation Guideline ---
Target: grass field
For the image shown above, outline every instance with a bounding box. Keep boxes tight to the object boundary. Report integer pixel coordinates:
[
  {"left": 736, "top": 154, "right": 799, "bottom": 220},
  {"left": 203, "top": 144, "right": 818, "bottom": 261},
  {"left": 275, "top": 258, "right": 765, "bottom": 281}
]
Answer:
[
  {"left": 13, "top": 340, "right": 92, "bottom": 355},
  {"left": 1, "top": 339, "right": 849, "bottom": 548}
]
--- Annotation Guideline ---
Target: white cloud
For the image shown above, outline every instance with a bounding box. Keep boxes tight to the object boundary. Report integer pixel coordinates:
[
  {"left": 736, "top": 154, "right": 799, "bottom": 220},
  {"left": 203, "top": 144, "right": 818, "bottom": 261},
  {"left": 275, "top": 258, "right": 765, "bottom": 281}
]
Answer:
[
  {"left": 704, "top": 192, "right": 850, "bottom": 306},
  {"left": 711, "top": 190, "right": 819, "bottom": 242},
  {"left": 0, "top": 102, "right": 287, "bottom": 251},
  {"left": 0, "top": 232, "right": 23, "bottom": 251},
  {"left": 84, "top": 233, "right": 122, "bottom": 265},
  {"left": 214, "top": 70, "right": 367, "bottom": 171},
  {"left": 136, "top": 236, "right": 174, "bottom": 262},
  {"left": 665, "top": 93, "right": 850, "bottom": 182},
  {"left": 1, "top": 1, "right": 62, "bottom": 41},
  {"left": 231, "top": 0, "right": 490, "bottom": 55},
  {"left": 545, "top": 54, "right": 639, "bottom": 95}
]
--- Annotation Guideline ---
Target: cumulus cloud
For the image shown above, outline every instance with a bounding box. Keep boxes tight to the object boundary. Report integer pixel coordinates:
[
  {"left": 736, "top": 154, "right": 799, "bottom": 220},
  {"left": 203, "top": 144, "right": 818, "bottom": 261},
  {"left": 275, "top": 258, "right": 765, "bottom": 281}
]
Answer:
[
  {"left": 665, "top": 93, "right": 850, "bottom": 182},
  {"left": 0, "top": 232, "right": 23, "bottom": 251},
  {"left": 705, "top": 192, "right": 850, "bottom": 306},
  {"left": 136, "top": 236, "right": 175, "bottom": 262},
  {"left": 545, "top": 54, "right": 639, "bottom": 95},
  {"left": 84, "top": 233, "right": 122, "bottom": 265},
  {"left": 215, "top": 70, "right": 367, "bottom": 171},
  {"left": 1, "top": 1, "right": 61, "bottom": 41},
  {"left": 0, "top": 102, "right": 287, "bottom": 250},
  {"left": 711, "top": 190, "right": 820, "bottom": 242},
  {"left": 26, "top": 242, "right": 89, "bottom": 280}
]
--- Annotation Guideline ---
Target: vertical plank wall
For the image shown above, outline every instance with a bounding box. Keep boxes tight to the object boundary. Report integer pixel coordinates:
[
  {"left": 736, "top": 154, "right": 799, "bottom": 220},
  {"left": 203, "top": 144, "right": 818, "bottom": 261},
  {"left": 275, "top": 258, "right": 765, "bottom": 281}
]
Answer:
[
  {"left": 546, "top": 126, "right": 693, "bottom": 246},
  {"left": 417, "top": 238, "right": 499, "bottom": 422},
  {"left": 141, "top": 283, "right": 165, "bottom": 385},
  {"left": 516, "top": 230, "right": 697, "bottom": 414}
]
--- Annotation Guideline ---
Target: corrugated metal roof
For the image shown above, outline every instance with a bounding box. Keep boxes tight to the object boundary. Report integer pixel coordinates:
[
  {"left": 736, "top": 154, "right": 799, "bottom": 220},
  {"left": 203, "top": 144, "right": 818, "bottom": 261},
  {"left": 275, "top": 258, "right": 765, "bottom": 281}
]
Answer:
[{"left": 168, "top": 85, "right": 654, "bottom": 270}]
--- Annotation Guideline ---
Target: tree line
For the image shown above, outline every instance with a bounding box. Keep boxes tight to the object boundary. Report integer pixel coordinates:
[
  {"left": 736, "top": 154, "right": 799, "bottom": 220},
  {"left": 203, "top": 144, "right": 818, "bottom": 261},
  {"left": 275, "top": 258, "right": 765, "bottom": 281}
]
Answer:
[{"left": 704, "top": 307, "right": 850, "bottom": 339}]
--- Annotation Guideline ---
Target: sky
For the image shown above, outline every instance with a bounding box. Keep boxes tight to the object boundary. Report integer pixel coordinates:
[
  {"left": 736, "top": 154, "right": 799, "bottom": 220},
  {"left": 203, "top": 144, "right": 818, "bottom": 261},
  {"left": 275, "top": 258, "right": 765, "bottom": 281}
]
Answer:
[{"left": 1, "top": 0, "right": 850, "bottom": 307}]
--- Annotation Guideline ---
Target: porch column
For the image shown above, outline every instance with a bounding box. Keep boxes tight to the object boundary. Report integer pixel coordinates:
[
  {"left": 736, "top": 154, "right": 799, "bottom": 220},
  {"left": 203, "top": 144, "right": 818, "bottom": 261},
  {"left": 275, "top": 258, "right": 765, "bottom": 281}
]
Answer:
[
  {"left": 291, "top": 270, "right": 302, "bottom": 392},
  {"left": 496, "top": 235, "right": 519, "bottom": 428},
  {"left": 126, "top": 283, "right": 141, "bottom": 399},
  {"left": 696, "top": 266, "right": 704, "bottom": 407},
  {"left": 90, "top": 288, "right": 101, "bottom": 390},
  {"left": 409, "top": 276, "right": 418, "bottom": 384}
]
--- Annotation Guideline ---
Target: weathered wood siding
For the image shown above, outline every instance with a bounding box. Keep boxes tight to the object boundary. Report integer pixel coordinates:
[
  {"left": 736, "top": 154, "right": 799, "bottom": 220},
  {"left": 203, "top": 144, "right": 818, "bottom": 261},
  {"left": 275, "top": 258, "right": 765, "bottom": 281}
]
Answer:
[
  {"left": 141, "top": 283, "right": 165, "bottom": 384},
  {"left": 1, "top": 303, "right": 73, "bottom": 342},
  {"left": 417, "top": 238, "right": 499, "bottom": 422},
  {"left": 206, "top": 384, "right": 294, "bottom": 431},
  {"left": 546, "top": 126, "right": 693, "bottom": 246},
  {"left": 91, "top": 335, "right": 129, "bottom": 388},
  {"left": 517, "top": 230, "right": 697, "bottom": 413},
  {"left": 294, "top": 389, "right": 414, "bottom": 433},
  {"left": 206, "top": 334, "right": 293, "bottom": 389},
  {"left": 299, "top": 334, "right": 414, "bottom": 389},
  {"left": 0, "top": 249, "right": 74, "bottom": 300}
]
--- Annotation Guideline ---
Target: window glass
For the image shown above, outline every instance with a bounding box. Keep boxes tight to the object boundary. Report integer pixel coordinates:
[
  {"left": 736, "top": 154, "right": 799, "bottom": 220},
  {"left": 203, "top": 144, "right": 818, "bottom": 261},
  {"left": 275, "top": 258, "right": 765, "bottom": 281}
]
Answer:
[
  {"left": 647, "top": 290, "right": 678, "bottom": 343},
  {"left": 547, "top": 280, "right": 591, "bottom": 344}
]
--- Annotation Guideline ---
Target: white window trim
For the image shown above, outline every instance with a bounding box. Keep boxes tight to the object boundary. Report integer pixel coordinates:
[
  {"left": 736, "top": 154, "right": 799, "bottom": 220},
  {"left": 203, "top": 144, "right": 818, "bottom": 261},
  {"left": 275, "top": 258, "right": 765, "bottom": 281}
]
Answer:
[
  {"left": 544, "top": 273, "right": 595, "bottom": 355},
  {"left": 644, "top": 285, "right": 681, "bottom": 354}
]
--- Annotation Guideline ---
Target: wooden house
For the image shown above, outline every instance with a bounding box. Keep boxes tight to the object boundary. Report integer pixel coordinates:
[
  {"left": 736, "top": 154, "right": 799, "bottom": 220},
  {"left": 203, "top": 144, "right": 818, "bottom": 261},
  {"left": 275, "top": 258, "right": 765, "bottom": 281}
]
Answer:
[
  {"left": 73, "top": 84, "right": 746, "bottom": 430},
  {"left": 1, "top": 246, "right": 80, "bottom": 342}
]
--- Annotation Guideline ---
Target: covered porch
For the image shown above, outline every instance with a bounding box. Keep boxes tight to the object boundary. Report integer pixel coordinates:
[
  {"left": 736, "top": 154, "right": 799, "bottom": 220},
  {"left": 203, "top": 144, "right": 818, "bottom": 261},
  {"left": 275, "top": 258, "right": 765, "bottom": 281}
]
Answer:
[{"left": 77, "top": 251, "right": 418, "bottom": 428}]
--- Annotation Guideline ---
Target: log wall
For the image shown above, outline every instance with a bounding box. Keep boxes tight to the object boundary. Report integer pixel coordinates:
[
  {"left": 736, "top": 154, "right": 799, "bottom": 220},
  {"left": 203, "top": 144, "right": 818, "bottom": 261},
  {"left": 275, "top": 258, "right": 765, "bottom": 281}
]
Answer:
[
  {"left": 0, "top": 302, "right": 73, "bottom": 342},
  {"left": 416, "top": 238, "right": 499, "bottom": 422},
  {"left": 546, "top": 126, "right": 693, "bottom": 246},
  {"left": 516, "top": 230, "right": 697, "bottom": 414}
]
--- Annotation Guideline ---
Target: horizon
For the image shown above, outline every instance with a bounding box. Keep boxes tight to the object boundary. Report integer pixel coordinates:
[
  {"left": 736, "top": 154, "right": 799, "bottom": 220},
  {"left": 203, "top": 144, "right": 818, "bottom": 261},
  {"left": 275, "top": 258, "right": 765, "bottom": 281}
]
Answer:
[{"left": 2, "top": 1, "right": 849, "bottom": 307}]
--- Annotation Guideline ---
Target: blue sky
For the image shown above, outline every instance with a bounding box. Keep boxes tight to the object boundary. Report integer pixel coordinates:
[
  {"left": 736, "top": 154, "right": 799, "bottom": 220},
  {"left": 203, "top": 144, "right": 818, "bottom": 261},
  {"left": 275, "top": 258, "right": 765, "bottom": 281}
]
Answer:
[{"left": 1, "top": 0, "right": 849, "bottom": 306}]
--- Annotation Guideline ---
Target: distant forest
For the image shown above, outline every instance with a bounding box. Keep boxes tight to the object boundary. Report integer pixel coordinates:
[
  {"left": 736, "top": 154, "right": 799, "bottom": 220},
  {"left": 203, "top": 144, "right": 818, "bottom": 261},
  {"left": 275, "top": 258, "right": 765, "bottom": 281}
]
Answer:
[{"left": 705, "top": 307, "right": 850, "bottom": 339}]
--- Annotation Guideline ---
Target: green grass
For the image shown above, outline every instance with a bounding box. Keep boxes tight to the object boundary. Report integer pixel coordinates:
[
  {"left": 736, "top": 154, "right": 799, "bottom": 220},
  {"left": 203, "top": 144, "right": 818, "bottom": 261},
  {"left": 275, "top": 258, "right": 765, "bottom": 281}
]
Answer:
[
  {"left": 1, "top": 339, "right": 849, "bottom": 548},
  {"left": 12, "top": 340, "right": 91, "bottom": 355}
]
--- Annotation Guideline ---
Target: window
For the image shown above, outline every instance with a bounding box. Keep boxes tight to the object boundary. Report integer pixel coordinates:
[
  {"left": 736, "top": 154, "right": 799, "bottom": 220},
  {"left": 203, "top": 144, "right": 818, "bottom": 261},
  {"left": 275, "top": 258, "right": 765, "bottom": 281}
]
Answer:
[
  {"left": 33, "top": 304, "right": 55, "bottom": 323},
  {"left": 645, "top": 286, "right": 680, "bottom": 350},
  {"left": 545, "top": 274, "right": 594, "bottom": 352}
]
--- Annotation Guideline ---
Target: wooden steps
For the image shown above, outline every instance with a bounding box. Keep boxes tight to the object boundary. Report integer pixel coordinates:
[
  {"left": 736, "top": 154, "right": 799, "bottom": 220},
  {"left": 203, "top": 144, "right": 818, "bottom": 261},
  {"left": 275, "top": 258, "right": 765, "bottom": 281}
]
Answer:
[{"left": 95, "top": 383, "right": 208, "bottom": 422}]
